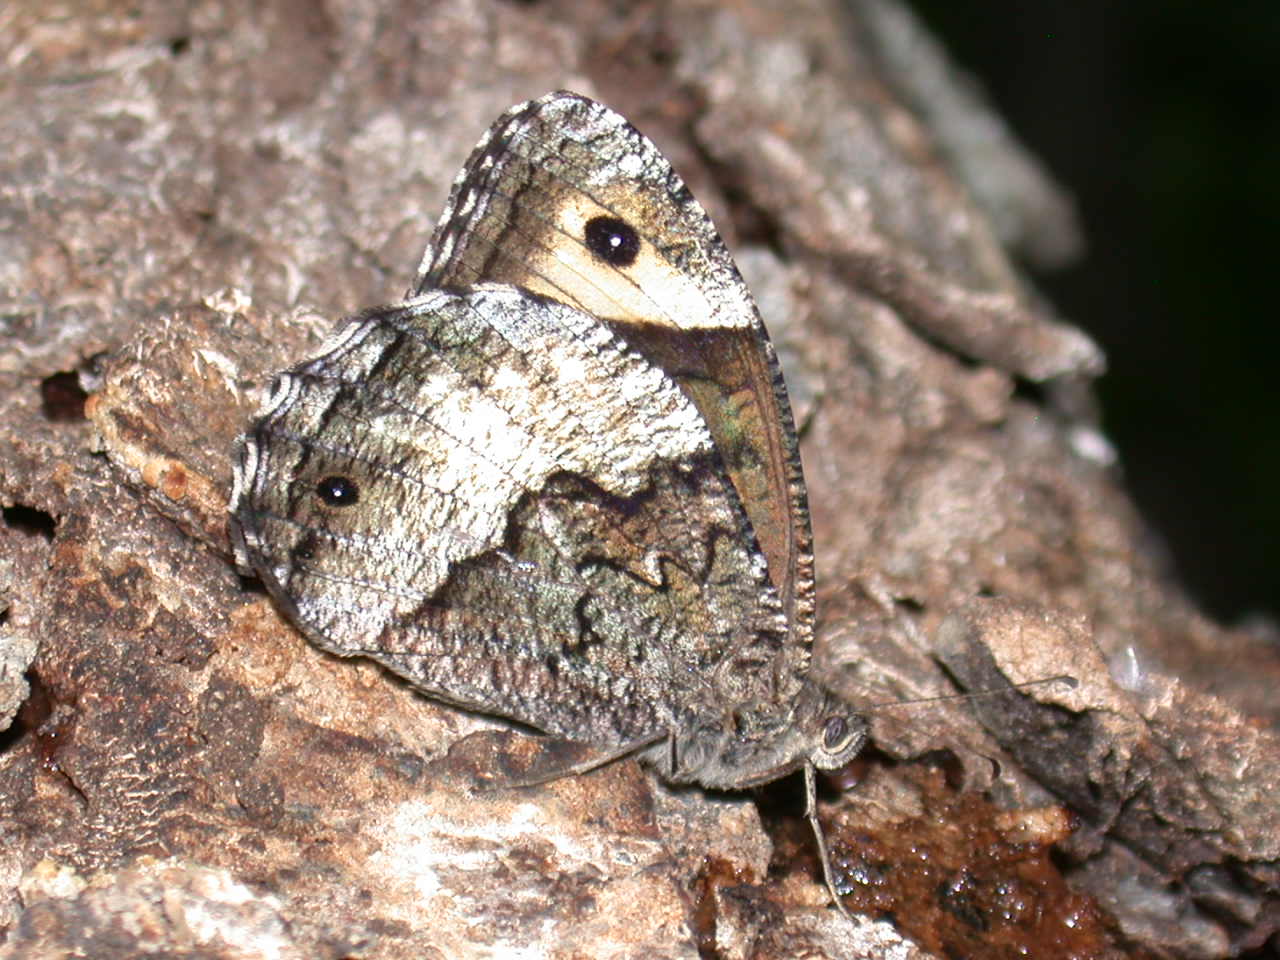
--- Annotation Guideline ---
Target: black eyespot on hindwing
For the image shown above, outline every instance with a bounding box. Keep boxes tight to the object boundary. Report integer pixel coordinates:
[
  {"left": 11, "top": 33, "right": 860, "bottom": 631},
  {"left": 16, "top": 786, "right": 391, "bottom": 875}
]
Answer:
[
  {"left": 315, "top": 475, "right": 360, "bottom": 507},
  {"left": 583, "top": 216, "right": 640, "bottom": 267}
]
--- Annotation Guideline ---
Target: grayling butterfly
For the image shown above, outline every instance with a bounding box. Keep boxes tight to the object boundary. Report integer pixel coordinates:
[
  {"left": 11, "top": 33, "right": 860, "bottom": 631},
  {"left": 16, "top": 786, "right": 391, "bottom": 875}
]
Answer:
[{"left": 231, "top": 91, "right": 866, "bottom": 917}]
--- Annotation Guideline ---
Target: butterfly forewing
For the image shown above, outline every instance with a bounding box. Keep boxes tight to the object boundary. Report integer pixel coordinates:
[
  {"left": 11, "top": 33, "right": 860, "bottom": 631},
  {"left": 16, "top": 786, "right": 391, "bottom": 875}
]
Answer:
[{"left": 413, "top": 92, "right": 816, "bottom": 651}]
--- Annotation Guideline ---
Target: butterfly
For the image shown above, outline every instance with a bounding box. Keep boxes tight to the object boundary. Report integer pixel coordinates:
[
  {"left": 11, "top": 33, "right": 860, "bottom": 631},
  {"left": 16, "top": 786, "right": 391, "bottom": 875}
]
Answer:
[{"left": 229, "top": 91, "right": 866, "bottom": 917}]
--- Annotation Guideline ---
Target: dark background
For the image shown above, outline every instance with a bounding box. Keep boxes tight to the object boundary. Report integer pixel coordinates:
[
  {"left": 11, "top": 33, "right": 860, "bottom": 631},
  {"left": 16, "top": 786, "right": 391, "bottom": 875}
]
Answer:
[{"left": 909, "top": 1, "right": 1279, "bottom": 625}]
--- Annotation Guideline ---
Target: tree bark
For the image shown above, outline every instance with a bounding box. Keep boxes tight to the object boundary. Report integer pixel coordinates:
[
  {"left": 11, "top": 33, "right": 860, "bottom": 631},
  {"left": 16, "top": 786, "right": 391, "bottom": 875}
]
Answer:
[{"left": 1, "top": 1, "right": 1275, "bottom": 957}]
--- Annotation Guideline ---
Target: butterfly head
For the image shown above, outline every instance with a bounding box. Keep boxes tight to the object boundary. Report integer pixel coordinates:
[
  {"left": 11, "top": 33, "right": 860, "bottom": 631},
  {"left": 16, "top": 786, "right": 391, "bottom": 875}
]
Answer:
[
  {"left": 675, "top": 683, "right": 867, "bottom": 791},
  {"left": 810, "top": 709, "right": 868, "bottom": 771}
]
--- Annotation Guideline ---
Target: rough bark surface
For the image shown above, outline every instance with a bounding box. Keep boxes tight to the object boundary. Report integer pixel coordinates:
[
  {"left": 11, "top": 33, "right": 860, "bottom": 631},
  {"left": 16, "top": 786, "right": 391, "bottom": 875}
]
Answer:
[{"left": 1, "top": 1, "right": 1276, "bottom": 958}]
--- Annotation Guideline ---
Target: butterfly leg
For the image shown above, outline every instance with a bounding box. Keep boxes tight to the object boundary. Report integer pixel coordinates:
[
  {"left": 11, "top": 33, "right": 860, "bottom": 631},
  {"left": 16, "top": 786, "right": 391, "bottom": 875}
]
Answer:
[{"left": 805, "top": 762, "right": 854, "bottom": 922}]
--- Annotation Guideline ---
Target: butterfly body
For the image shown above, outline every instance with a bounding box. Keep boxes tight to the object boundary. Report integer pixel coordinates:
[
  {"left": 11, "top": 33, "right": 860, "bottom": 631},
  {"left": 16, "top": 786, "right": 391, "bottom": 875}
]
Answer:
[{"left": 230, "top": 93, "right": 865, "bottom": 897}]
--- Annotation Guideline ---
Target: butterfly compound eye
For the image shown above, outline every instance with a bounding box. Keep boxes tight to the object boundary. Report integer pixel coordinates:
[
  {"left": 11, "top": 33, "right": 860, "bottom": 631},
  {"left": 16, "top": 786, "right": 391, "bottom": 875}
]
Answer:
[
  {"left": 315, "top": 475, "right": 360, "bottom": 507},
  {"left": 583, "top": 216, "right": 640, "bottom": 267},
  {"left": 823, "top": 716, "right": 849, "bottom": 751}
]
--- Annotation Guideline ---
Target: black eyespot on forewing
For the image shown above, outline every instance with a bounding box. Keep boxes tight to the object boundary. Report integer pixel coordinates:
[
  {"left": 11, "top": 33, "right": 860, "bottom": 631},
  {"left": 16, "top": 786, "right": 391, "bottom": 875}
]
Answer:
[
  {"left": 583, "top": 216, "right": 640, "bottom": 267},
  {"left": 315, "top": 475, "right": 360, "bottom": 507}
]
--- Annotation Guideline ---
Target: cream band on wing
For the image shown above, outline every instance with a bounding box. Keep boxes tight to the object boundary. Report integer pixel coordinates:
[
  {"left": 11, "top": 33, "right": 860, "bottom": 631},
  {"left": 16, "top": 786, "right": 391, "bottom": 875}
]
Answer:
[{"left": 523, "top": 191, "right": 745, "bottom": 331}]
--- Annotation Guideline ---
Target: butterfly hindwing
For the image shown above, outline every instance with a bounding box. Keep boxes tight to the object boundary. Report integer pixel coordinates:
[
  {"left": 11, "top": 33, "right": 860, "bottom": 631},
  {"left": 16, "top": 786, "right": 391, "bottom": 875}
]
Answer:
[{"left": 231, "top": 286, "right": 794, "bottom": 751}]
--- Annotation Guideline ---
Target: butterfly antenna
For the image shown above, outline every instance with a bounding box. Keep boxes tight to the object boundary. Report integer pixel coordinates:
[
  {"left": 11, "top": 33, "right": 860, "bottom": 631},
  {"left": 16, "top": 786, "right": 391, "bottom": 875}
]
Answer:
[{"left": 862, "top": 674, "right": 1076, "bottom": 713}]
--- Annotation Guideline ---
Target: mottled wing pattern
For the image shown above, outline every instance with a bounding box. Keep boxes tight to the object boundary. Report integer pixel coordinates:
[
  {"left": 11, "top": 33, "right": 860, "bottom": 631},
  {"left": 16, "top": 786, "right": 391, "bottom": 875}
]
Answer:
[
  {"left": 413, "top": 92, "right": 816, "bottom": 660},
  {"left": 231, "top": 286, "right": 792, "bottom": 752}
]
